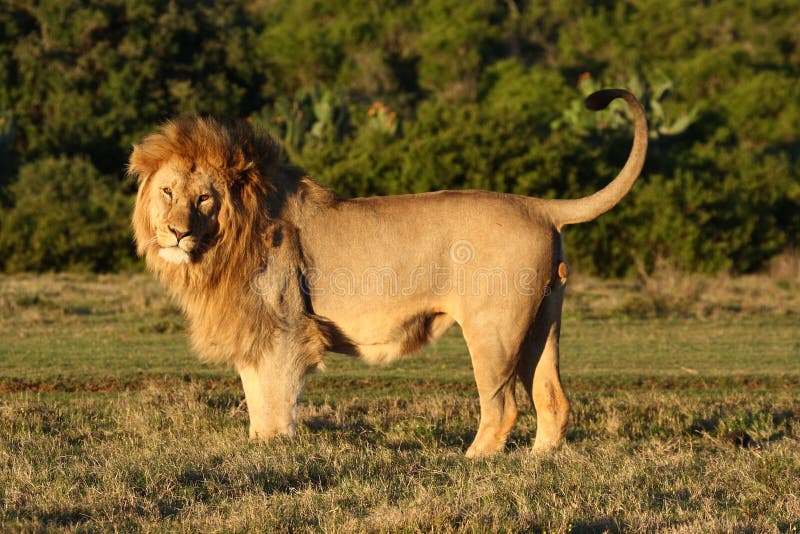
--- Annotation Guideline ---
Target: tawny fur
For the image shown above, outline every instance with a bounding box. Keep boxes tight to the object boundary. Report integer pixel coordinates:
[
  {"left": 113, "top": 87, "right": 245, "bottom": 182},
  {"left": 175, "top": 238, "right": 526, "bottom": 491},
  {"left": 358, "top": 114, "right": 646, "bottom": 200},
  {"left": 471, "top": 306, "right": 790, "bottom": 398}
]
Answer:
[{"left": 129, "top": 90, "right": 647, "bottom": 456}]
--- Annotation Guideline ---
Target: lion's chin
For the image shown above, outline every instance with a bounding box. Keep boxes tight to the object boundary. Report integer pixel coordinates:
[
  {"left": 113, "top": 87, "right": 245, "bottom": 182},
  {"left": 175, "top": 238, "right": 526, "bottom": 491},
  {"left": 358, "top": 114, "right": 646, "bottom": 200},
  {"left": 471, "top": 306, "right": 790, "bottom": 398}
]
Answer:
[{"left": 158, "top": 247, "right": 191, "bottom": 265}]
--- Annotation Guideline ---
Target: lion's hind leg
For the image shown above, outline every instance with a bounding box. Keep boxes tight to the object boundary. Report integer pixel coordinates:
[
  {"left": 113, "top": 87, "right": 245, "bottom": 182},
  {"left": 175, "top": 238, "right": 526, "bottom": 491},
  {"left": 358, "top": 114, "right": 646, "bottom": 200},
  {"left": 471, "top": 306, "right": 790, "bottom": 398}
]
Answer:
[
  {"left": 460, "top": 328, "right": 521, "bottom": 458},
  {"left": 516, "top": 284, "right": 570, "bottom": 453}
]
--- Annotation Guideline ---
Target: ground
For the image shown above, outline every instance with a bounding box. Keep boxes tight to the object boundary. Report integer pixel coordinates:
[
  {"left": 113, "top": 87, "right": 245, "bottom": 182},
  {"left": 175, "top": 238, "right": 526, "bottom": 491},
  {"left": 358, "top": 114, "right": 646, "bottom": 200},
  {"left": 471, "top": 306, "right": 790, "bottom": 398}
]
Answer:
[{"left": 0, "top": 271, "right": 798, "bottom": 532}]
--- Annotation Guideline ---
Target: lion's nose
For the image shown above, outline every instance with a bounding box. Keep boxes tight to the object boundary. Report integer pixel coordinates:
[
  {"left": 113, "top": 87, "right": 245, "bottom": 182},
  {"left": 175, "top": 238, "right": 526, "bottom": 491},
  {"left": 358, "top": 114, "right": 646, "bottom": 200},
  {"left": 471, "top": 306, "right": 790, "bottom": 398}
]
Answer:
[{"left": 169, "top": 226, "right": 191, "bottom": 241}]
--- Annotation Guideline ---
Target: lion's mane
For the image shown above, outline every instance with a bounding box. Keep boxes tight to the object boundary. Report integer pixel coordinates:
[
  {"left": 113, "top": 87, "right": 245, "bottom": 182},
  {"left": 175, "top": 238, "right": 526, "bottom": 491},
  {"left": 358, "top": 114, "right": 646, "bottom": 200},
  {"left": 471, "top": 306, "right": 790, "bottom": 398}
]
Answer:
[{"left": 129, "top": 117, "right": 337, "bottom": 368}]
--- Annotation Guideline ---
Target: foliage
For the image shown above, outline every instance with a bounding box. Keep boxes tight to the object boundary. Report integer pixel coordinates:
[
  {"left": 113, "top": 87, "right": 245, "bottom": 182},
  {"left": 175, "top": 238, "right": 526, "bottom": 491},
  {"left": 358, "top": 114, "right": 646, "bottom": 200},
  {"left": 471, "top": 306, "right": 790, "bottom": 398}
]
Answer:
[
  {"left": 552, "top": 73, "right": 700, "bottom": 139},
  {"left": 0, "top": 110, "right": 13, "bottom": 203},
  {"left": 0, "top": 0, "right": 798, "bottom": 274},
  {"left": 0, "top": 156, "right": 133, "bottom": 272}
]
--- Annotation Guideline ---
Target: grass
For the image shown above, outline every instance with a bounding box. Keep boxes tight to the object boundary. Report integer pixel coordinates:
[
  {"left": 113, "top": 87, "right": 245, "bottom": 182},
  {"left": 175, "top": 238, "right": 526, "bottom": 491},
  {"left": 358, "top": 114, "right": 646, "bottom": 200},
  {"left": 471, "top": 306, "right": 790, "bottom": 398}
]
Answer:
[{"left": 0, "top": 272, "right": 799, "bottom": 532}]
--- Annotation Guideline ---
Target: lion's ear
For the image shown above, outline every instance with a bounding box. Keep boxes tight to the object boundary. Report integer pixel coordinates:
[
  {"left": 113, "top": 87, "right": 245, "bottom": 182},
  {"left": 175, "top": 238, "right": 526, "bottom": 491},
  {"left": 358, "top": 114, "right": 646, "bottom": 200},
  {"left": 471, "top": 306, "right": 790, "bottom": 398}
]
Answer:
[
  {"left": 128, "top": 144, "right": 151, "bottom": 185},
  {"left": 128, "top": 135, "right": 173, "bottom": 185}
]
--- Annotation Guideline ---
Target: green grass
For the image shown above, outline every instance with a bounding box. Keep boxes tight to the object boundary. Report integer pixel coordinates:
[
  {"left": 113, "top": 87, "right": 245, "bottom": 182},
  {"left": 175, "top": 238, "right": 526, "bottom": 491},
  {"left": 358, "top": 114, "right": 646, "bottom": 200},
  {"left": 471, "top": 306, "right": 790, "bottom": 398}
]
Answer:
[{"left": 1, "top": 273, "right": 799, "bottom": 532}]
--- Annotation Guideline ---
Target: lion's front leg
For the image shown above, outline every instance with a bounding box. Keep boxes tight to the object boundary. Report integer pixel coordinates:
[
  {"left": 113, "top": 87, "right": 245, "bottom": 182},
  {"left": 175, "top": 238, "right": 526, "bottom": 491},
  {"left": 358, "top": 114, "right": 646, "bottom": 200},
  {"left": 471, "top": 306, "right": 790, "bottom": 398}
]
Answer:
[{"left": 236, "top": 356, "right": 307, "bottom": 441}]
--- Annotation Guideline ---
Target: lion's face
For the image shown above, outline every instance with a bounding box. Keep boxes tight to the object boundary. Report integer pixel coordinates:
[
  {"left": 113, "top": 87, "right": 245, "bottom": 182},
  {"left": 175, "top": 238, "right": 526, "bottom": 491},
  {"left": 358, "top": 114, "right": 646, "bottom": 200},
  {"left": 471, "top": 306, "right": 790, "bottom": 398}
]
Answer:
[
  {"left": 145, "top": 160, "right": 223, "bottom": 265},
  {"left": 130, "top": 117, "right": 282, "bottom": 268}
]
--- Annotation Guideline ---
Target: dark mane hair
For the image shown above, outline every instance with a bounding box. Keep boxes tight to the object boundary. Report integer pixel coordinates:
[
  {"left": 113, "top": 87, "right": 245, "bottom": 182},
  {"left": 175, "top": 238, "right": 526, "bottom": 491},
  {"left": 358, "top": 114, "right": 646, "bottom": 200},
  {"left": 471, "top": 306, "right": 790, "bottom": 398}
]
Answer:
[
  {"left": 128, "top": 116, "right": 338, "bottom": 367},
  {"left": 128, "top": 116, "right": 283, "bottom": 190}
]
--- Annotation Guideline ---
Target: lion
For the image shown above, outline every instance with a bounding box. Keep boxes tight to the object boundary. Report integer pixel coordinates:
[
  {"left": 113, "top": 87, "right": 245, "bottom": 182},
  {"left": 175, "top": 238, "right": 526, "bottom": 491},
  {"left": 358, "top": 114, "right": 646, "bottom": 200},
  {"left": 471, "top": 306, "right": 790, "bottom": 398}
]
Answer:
[{"left": 129, "top": 89, "right": 646, "bottom": 457}]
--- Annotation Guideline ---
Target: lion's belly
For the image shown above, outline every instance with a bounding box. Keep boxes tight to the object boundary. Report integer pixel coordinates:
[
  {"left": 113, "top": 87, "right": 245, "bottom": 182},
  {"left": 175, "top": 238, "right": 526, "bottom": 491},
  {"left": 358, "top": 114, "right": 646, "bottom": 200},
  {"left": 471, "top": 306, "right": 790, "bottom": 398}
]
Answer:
[{"left": 313, "top": 297, "right": 455, "bottom": 364}]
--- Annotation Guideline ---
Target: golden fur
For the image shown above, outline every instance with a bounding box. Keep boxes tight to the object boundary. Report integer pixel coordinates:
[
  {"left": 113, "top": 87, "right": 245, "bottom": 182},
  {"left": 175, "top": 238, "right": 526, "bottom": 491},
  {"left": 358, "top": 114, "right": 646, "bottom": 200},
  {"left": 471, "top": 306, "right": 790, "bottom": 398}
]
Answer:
[{"left": 130, "top": 90, "right": 647, "bottom": 456}]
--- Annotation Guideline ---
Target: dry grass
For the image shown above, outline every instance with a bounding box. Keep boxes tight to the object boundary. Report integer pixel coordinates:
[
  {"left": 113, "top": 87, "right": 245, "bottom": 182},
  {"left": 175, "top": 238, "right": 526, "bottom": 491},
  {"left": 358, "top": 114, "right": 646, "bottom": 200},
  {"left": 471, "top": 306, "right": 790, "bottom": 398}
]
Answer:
[
  {"left": 566, "top": 259, "right": 800, "bottom": 319},
  {"left": 0, "top": 272, "right": 175, "bottom": 327},
  {"left": 0, "top": 272, "right": 798, "bottom": 531},
  {"left": 769, "top": 249, "right": 800, "bottom": 281},
  {"left": 1, "top": 380, "right": 798, "bottom": 532}
]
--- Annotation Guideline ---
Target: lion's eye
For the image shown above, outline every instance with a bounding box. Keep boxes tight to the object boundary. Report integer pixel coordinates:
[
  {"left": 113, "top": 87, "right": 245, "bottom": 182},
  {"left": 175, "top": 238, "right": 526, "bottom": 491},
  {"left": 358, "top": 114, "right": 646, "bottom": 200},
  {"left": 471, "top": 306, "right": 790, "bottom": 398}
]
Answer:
[
  {"left": 161, "top": 187, "right": 172, "bottom": 197},
  {"left": 198, "top": 194, "right": 211, "bottom": 203}
]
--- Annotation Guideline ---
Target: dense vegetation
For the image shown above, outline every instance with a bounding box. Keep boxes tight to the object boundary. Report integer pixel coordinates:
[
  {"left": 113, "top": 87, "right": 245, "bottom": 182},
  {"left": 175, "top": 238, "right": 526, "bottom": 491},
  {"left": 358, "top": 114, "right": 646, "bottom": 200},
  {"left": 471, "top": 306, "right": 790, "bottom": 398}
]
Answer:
[{"left": 1, "top": 1, "right": 798, "bottom": 274}]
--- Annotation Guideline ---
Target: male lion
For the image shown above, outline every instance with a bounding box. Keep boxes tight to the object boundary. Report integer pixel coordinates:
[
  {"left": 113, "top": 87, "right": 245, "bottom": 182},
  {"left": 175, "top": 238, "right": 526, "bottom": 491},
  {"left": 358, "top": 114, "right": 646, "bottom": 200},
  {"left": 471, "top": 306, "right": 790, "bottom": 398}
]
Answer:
[{"left": 130, "top": 89, "right": 646, "bottom": 457}]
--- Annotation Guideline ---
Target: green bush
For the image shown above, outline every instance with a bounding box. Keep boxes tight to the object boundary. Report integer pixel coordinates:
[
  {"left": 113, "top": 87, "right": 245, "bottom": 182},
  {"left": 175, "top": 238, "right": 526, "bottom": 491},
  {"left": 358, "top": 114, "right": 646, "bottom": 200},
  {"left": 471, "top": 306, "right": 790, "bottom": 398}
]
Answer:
[
  {"left": 0, "top": 156, "right": 133, "bottom": 272},
  {"left": 0, "top": 0, "right": 797, "bottom": 274}
]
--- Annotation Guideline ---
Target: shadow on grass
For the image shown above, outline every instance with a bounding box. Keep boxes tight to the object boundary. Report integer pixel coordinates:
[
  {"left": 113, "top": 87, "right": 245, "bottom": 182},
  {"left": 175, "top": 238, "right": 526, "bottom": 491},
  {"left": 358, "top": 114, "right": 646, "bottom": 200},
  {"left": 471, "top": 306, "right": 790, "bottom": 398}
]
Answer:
[
  {"left": 248, "top": 465, "right": 335, "bottom": 494},
  {"left": 688, "top": 408, "right": 795, "bottom": 447},
  {"left": 28, "top": 509, "right": 94, "bottom": 529},
  {"left": 567, "top": 517, "right": 626, "bottom": 533},
  {"left": 303, "top": 415, "right": 379, "bottom": 442},
  {"left": 177, "top": 460, "right": 336, "bottom": 498},
  {"left": 303, "top": 414, "right": 478, "bottom": 453}
]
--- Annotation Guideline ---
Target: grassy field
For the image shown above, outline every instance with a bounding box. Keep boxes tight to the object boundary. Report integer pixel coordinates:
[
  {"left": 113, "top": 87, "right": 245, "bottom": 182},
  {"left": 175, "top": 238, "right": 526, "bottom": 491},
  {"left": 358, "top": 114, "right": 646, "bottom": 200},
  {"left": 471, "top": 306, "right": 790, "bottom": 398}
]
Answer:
[{"left": 0, "top": 271, "right": 798, "bottom": 532}]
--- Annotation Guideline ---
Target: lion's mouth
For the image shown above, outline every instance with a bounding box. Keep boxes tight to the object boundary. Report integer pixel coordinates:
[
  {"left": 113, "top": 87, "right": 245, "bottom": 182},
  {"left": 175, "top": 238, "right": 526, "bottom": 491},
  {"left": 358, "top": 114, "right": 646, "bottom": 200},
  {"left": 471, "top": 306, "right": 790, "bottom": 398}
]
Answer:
[
  {"left": 158, "top": 236, "right": 197, "bottom": 265},
  {"left": 156, "top": 230, "right": 204, "bottom": 265},
  {"left": 158, "top": 246, "right": 192, "bottom": 265}
]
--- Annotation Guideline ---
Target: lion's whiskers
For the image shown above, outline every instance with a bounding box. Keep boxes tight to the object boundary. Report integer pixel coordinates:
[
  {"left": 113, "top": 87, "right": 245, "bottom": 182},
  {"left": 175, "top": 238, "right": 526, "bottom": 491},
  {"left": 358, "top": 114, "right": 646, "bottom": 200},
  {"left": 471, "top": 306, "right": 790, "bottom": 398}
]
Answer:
[{"left": 140, "top": 235, "right": 159, "bottom": 249}]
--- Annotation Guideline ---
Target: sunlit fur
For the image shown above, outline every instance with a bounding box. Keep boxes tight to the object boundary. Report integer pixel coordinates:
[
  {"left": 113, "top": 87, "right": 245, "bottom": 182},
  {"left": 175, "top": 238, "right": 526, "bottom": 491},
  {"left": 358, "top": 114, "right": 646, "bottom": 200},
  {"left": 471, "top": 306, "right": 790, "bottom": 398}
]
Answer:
[
  {"left": 130, "top": 117, "right": 337, "bottom": 369},
  {"left": 130, "top": 90, "right": 646, "bottom": 455}
]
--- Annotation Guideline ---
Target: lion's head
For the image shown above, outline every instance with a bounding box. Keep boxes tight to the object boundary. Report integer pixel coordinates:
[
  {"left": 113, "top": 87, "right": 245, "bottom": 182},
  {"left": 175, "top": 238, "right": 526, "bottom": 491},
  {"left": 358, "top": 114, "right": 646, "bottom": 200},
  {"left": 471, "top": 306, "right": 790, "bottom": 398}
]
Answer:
[{"left": 129, "top": 117, "right": 281, "bottom": 272}]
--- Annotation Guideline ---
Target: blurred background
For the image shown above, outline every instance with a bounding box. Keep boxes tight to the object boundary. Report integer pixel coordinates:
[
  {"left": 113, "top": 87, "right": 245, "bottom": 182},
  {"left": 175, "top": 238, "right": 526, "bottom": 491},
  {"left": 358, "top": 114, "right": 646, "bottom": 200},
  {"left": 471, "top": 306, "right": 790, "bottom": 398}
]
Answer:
[{"left": 0, "top": 0, "right": 798, "bottom": 276}]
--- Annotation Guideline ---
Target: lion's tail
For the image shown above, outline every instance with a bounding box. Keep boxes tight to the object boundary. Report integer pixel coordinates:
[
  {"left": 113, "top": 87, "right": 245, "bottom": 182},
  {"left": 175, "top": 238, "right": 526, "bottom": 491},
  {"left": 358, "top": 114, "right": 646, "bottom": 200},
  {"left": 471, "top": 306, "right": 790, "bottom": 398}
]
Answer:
[{"left": 543, "top": 89, "right": 648, "bottom": 228}]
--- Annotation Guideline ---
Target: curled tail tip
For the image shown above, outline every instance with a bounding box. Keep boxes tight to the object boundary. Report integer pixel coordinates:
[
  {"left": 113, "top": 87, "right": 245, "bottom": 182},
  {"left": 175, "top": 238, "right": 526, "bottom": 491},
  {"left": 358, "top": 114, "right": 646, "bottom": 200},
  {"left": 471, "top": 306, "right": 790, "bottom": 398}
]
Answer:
[
  {"left": 548, "top": 88, "right": 647, "bottom": 227},
  {"left": 584, "top": 88, "right": 634, "bottom": 111}
]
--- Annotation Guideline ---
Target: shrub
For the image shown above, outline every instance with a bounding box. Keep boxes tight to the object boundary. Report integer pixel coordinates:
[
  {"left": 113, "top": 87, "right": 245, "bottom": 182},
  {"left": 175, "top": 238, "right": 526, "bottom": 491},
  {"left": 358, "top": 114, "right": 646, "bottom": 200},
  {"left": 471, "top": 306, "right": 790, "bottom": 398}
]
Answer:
[{"left": 0, "top": 156, "right": 134, "bottom": 272}]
